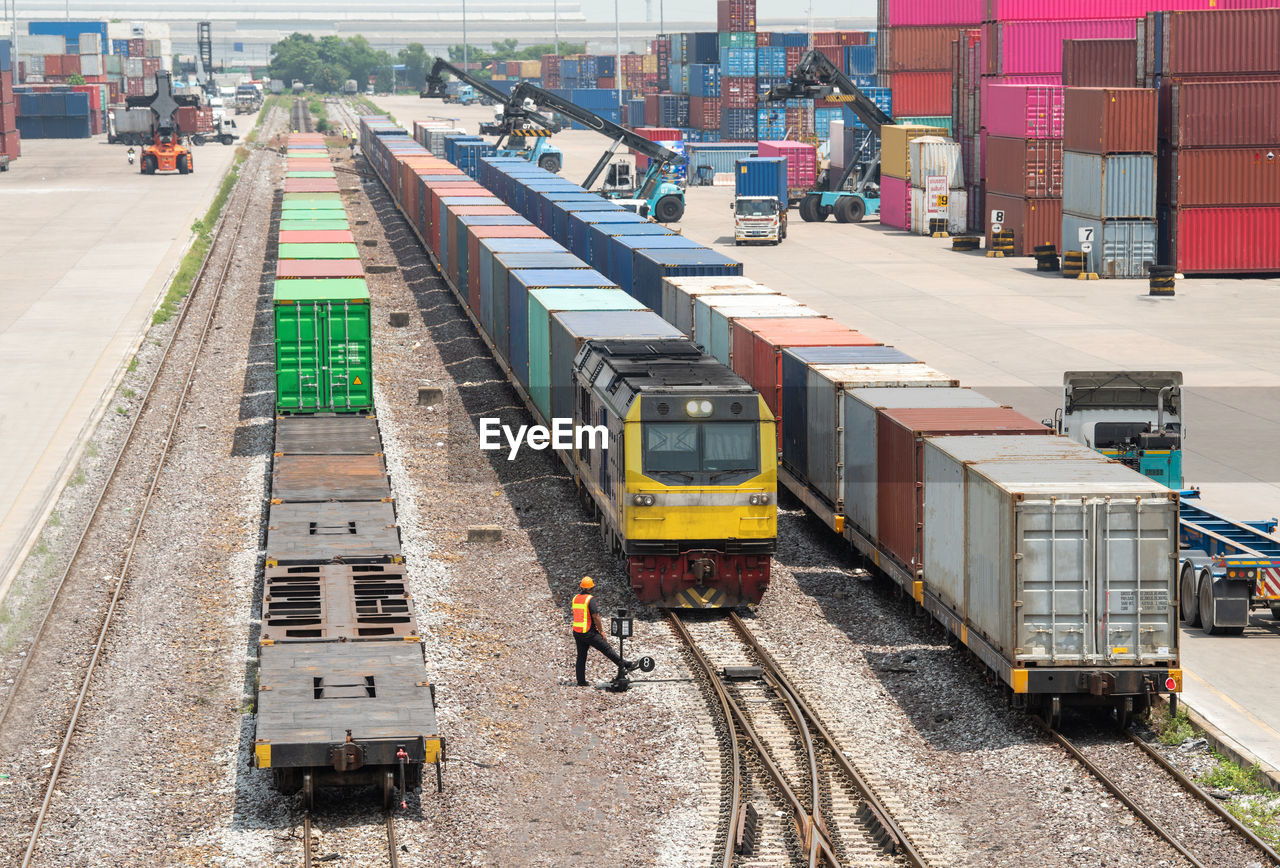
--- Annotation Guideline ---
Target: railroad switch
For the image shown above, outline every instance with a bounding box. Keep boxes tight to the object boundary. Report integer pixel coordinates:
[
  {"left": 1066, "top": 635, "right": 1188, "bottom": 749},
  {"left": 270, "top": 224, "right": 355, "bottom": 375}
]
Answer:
[{"left": 722, "top": 666, "right": 764, "bottom": 681}]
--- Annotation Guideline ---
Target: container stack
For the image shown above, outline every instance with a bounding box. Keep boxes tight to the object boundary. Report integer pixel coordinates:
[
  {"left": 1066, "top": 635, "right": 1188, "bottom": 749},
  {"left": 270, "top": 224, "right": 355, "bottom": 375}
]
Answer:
[
  {"left": 981, "top": 84, "right": 1065, "bottom": 255},
  {"left": 951, "top": 29, "right": 983, "bottom": 228},
  {"left": 1059, "top": 87, "right": 1157, "bottom": 278},
  {"left": 909, "top": 136, "right": 967, "bottom": 233},
  {"left": 0, "top": 40, "right": 16, "bottom": 161},
  {"left": 879, "top": 122, "right": 949, "bottom": 230},
  {"left": 1144, "top": 7, "right": 1280, "bottom": 275},
  {"left": 759, "top": 140, "right": 817, "bottom": 199},
  {"left": 877, "top": 0, "right": 977, "bottom": 121},
  {"left": 718, "top": 0, "right": 758, "bottom": 142}
]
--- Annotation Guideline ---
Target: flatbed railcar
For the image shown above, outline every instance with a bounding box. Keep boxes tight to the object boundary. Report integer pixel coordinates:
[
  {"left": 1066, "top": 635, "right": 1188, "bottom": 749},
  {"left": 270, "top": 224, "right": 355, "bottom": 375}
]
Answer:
[
  {"left": 360, "top": 116, "right": 777, "bottom": 609},
  {"left": 251, "top": 132, "right": 443, "bottom": 809}
]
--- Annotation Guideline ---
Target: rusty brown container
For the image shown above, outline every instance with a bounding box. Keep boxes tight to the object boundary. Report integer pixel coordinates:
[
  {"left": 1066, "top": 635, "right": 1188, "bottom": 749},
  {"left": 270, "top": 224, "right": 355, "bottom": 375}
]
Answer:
[
  {"left": 984, "top": 136, "right": 1063, "bottom": 198},
  {"left": 878, "top": 25, "right": 963, "bottom": 73},
  {"left": 984, "top": 192, "right": 1063, "bottom": 255},
  {"left": 1165, "top": 147, "right": 1280, "bottom": 207},
  {"left": 1063, "top": 87, "right": 1157, "bottom": 154},
  {"left": 1160, "top": 8, "right": 1280, "bottom": 77},
  {"left": 1061, "top": 39, "right": 1137, "bottom": 87},
  {"left": 1168, "top": 80, "right": 1280, "bottom": 148},
  {"left": 874, "top": 407, "right": 1049, "bottom": 572}
]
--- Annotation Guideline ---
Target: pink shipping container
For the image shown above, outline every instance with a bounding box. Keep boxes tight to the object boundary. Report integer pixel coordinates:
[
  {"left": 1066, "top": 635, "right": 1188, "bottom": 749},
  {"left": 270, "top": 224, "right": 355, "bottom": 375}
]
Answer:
[
  {"left": 1168, "top": 207, "right": 1280, "bottom": 275},
  {"left": 978, "top": 75, "right": 1058, "bottom": 126},
  {"left": 880, "top": 0, "right": 984, "bottom": 27},
  {"left": 885, "top": 72, "right": 952, "bottom": 115},
  {"left": 988, "top": 19, "right": 1137, "bottom": 76},
  {"left": 983, "top": 84, "right": 1064, "bottom": 139},
  {"left": 759, "top": 141, "right": 818, "bottom": 189},
  {"left": 982, "top": 0, "right": 1272, "bottom": 22},
  {"left": 880, "top": 176, "right": 911, "bottom": 229}
]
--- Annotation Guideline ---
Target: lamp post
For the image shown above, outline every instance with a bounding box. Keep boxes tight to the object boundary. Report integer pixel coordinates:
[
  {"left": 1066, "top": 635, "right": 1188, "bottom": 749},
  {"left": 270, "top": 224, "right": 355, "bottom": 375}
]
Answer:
[
  {"left": 553, "top": 0, "right": 559, "bottom": 57},
  {"left": 461, "top": 0, "right": 467, "bottom": 75},
  {"left": 614, "top": 0, "right": 622, "bottom": 114}
]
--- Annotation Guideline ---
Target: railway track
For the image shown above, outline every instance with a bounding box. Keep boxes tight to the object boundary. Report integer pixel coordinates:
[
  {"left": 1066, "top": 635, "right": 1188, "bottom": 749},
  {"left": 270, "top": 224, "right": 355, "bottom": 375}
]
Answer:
[
  {"left": 8, "top": 107, "right": 284, "bottom": 868},
  {"left": 292, "top": 96, "right": 314, "bottom": 133},
  {"left": 301, "top": 811, "right": 401, "bottom": 868},
  {"left": 670, "top": 611, "right": 925, "bottom": 868},
  {"left": 1046, "top": 719, "right": 1280, "bottom": 868}
]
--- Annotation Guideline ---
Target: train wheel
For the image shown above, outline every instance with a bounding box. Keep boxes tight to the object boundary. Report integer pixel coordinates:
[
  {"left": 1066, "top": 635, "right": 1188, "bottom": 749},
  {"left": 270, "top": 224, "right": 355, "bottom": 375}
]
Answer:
[
  {"left": 302, "top": 773, "right": 314, "bottom": 812},
  {"left": 1045, "top": 695, "right": 1062, "bottom": 730},
  {"left": 1180, "top": 563, "right": 1201, "bottom": 627},
  {"left": 382, "top": 771, "right": 395, "bottom": 811},
  {"left": 436, "top": 761, "right": 444, "bottom": 793},
  {"left": 1114, "top": 696, "right": 1134, "bottom": 730}
]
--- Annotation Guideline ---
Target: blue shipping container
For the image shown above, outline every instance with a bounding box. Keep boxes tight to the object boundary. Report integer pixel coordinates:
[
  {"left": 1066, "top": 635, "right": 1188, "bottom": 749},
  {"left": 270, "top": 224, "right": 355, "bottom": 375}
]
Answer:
[
  {"left": 689, "top": 32, "right": 720, "bottom": 65},
  {"left": 628, "top": 97, "right": 646, "bottom": 126},
  {"left": 844, "top": 45, "right": 876, "bottom": 76},
  {"left": 844, "top": 88, "right": 892, "bottom": 130},
  {"left": 720, "top": 108, "right": 757, "bottom": 142},
  {"left": 631, "top": 247, "right": 744, "bottom": 312},
  {"left": 551, "top": 201, "right": 623, "bottom": 248},
  {"left": 587, "top": 221, "right": 676, "bottom": 270},
  {"left": 756, "top": 47, "right": 788, "bottom": 77},
  {"left": 602, "top": 234, "right": 702, "bottom": 301},
  {"left": 736, "top": 157, "right": 789, "bottom": 206},
  {"left": 0, "top": 39, "right": 10, "bottom": 72},
  {"left": 688, "top": 64, "right": 721, "bottom": 97},
  {"left": 480, "top": 239, "right": 567, "bottom": 361},
  {"left": 569, "top": 212, "right": 651, "bottom": 263},
  {"left": 720, "top": 47, "right": 757, "bottom": 77}
]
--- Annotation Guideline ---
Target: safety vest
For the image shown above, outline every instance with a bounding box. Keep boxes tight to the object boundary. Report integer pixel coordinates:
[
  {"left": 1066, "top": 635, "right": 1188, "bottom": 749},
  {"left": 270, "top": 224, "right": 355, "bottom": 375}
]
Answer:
[{"left": 571, "top": 594, "right": 593, "bottom": 634}]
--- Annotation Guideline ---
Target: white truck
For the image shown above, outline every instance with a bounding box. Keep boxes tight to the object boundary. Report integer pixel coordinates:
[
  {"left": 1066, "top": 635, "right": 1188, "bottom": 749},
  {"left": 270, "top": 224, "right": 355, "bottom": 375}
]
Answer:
[{"left": 733, "top": 195, "right": 787, "bottom": 245}]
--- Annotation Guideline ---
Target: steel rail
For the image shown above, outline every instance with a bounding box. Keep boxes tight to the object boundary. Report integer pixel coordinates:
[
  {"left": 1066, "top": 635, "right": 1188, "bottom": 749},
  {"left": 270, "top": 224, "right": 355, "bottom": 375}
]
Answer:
[
  {"left": 666, "top": 612, "right": 742, "bottom": 868},
  {"left": 18, "top": 110, "right": 279, "bottom": 868},
  {"left": 1038, "top": 720, "right": 1206, "bottom": 868},
  {"left": 386, "top": 812, "right": 401, "bottom": 868},
  {"left": 728, "top": 612, "right": 925, "bottom": 866},
  {"left": 302, "top": 814, "right": 313, "bottom": 868},
  {"left": 1127, "top": 732, "right": 1280, "bottom": 867}
]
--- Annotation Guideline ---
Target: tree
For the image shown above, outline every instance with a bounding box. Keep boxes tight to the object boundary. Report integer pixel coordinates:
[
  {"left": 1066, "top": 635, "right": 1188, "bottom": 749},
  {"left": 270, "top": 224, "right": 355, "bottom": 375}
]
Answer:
[
  {"left": 399, "top": 43, "right": 429, "bottom": 90},
  {"left": 315, "top": 65, "right": 343, "bottom": 94},
  {"left": 67, "top": 72, "right": 85, "bottom": 86},
  {"left": 375, "top": 67, "right": 393, "bottom": 93},
  {"left": 269, "top": 33, "right": 321, "bottom": 87}
]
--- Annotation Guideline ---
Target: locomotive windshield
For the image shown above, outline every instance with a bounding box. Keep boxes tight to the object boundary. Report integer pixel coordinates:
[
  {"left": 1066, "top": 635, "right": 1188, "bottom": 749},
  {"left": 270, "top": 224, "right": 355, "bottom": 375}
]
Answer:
[{"left": 643, "top": 421, "right": 759, "bottom": 483}]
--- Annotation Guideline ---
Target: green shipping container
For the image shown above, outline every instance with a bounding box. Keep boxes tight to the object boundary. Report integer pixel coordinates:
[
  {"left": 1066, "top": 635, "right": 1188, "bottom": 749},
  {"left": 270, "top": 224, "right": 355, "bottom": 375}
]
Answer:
[
  {"left": 896, "top": 116, "right": 953, "bottom": 134},
  {"left": 278, "top": 209, "right": 348, "bottom": 222},
  {"left": 278, "top": 243, "right": 361, "bottom": 260},
  {"left": 282, "top": 194, "right": 342, "bottom": 209},
  {"left": 286, "top": 170, "right": 338, "bottom": 178},
  {"left": 274, "top": 279, "right": 373, "bottom": 413},
  {"left": 526, "top": 287, "right": 645, "bottom": 421},
  {"left": 280, "top": 220, "right": 351, "bottom": 232}
]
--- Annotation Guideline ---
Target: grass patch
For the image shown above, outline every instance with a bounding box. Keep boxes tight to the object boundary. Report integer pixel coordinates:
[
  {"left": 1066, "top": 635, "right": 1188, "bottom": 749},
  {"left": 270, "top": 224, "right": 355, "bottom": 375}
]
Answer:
[
  {"left": 85, "top": 442, "right": 98, "bottom": 459},
  {"left": 69, "top": 470, "right": 85, "bottom": 487},
  {"left": 47, "top": 511, "right": 61, "bottom": 528},
  {"left": 121, "top": 387, "right": 136, "bottom": 399},
  {"left": 126, "top": 355, "right": 138, "bottom": 373},
  {"left": 1226, "top": 797, "right": 1280, "bottom": 846},
  {"left": 1199, "top": 752, "right": 1271, "bottom": 795},
  {"left": 1149, "top": 702, "right": 1197, "bottom": 746}
]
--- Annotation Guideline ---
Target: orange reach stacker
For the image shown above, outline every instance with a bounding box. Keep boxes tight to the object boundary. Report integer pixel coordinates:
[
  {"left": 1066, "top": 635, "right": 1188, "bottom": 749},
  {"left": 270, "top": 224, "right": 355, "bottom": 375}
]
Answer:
[{"left": 127, "top": 71, "right": 199, "bottom": 175}]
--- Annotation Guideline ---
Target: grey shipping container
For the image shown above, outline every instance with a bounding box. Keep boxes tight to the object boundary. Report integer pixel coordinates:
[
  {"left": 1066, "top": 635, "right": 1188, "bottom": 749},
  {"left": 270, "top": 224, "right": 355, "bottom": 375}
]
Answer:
[
  {"left": 699, "top": 296, "right": 818, "bottom": 366},
  {"left": 794, "top": 363, "right": 958, "bottom": 507},
  {"left": 477, "top": 239, "right": 565, "bottom": 358},
  {"left": 841, "top": 388, "right": 999, "bottom": 540},
  {"left": 548, "top": 310, "right": 683, "bottom": 422},
  {"left": 1061, "top": 152, "right": 1156, "bottom": 220},
  {"left": 920, "top": 447, "right": 1179, "bottom": 674},
  {"left": 779, "top": 346, "right": 920, "bottom": 481},
  {"left": 1061, "top": 213, "right": 1157, "bottom": 278},
  {"left": 661, "top": 276, "right": 773, "bottom": 336}
]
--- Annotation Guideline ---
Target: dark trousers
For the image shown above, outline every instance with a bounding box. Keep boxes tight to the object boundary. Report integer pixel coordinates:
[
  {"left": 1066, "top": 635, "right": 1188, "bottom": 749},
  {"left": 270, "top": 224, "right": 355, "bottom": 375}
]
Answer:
[{"left": 575, "top": 630, "right": 623, "bottom": 685}]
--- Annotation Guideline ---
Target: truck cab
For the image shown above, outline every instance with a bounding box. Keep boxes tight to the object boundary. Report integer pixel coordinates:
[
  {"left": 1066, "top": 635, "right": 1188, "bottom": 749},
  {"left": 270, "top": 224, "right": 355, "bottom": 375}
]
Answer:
[
  {"left": 1054, "top": 371, "right": 1183, "bottom": 488},
  {"left": 733, "top": 195, "right": 786, "bottom": 245}
]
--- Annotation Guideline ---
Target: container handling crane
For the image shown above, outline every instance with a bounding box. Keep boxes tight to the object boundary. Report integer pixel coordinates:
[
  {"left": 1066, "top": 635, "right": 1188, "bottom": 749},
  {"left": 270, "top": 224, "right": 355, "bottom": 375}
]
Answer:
[
  {"left": 765, "top": 48, "right": 894, "bottom": 224},
  {"left": 127, "top": 70, "right": 199, "bottom": 175},
  {"left": 422, "top": 58, "right": 565, "bottom": 173},
  {"left": 1051, "top": 370, "right": 1280, "bottom": 636},
  {"left": 502, "top": 81, "right": 687, "bottom": 222}
]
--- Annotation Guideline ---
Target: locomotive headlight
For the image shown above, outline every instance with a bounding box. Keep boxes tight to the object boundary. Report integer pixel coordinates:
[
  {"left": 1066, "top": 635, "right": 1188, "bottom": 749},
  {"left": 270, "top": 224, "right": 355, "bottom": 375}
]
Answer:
[
  {"left": 749, "top": 494, "right": 770, "bottom": 506},
  {"left": 632, "top": 494, "right": 656, "bottom": 507},
  {"left": 685, "top": 399, "right": 714, "bottom": 417}
]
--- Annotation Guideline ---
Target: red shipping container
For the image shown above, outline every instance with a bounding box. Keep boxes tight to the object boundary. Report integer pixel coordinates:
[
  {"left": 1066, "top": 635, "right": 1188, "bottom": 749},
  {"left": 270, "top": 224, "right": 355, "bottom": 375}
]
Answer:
[
  {"left": 426, "top": 183, "right": 488, "bottom": 252},
  {"left": 444, "top": 202, "right": 509, "bottom": 286},
  {"left": 1061, "top": 39, "right": 1137, "bottom": 88},
  {"left": 1168, "top": 80, "right": 1280, "bottom": 149},
  {"left": 984, "top": 136, "right": 1063, "bottom": 198},
  {"left": 759, "top": 140, "right": 818, "bottom": 189},
  {"left": 984, "top": 192, "right": 1062, "bottom": 255},
  {"left": 72, "top": 84, "right": 101, "bottom": 112},
  {"left": 875, "top": 407, "right": 1049, "bottom": 571},
  {"left": 1, "top": 69, "right": 12, "bottom": 95},
  {"left": 277, "top": 260, "right": 365, "bottom": 279},
  {"left": 755, "top": 32, "right": 771, "bottom": 46},
  {"left": 45, "top": 55, "right": 62, "bottom": 76},
  {"left": 0, "top": 130, "right": 19, "bottom": 160},
  {"left": 284, "top": 179, "right": 341, "bottom": 194},
  {"left": 0, "top": 102, "right": 14, "bottom": 132},
  {"left": 878, "top": 26, "right": 963, "bottom": 73},
  {"left": 632, "top": 126, "right": 681, "bottom": 171},
  {"left": 1166, "top": 147, "right": 1280, "bottom": 207},
  {"left": 127, "top": 38, "right": 145, "bottom": 57},
  {"left": 1169, "top": 206, "right": 1280, "bottom": 275},
  {"left": 465, "top": 224, "right": 549, "bottom": 310},
  {"left": 722, "top": 76, "right": 757, "bottom": 108},
  {"left": 597, "top": 77, "right": 615, "bottom": 89},
  {"left": 689, "top": 96, "right": 721, "bottom": 130},
  {"left": 142, "top": 57, "right": 160, "bottom": 76},
  {"left": 126, "top": 76, "right": 144, "bottom": 97},
  {"left": 730, "top": 317, "right": 880, "bottom": 444},
  {"left": 1063, "top": 87, "right": 1156, "bottom": 154},
  {"left": 885, "top": 72, "right": 952, "bottom": 115},
  {"left": 717, "top": 0, "right": 757, "bottom": 32},
  {"left": 785, "top": 46, "right": 804, "bottom": 69},
  {"left": 1158, "top": 8, "right": 1280, "bottom": 77},
  {"left": 63, "top": 55, "right": 80, "bottom": 75},
  {"left": 278, "top": 230, "right": 356, "bottom": 244}
]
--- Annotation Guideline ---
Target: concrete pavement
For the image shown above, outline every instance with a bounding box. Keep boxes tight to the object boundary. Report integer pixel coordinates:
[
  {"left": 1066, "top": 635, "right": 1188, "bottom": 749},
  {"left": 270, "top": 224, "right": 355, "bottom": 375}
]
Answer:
[
  {"left": 0, "top": 134, "right": 240, "bottom": 599},
  {"left": 380, "top": 94, "right": 1280, "bottom": 770}
]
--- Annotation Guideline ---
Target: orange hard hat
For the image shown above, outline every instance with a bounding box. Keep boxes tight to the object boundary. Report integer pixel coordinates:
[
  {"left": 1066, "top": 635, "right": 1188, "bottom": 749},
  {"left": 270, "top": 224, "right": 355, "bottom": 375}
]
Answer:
[{"left": 580, "top": 577, "right": 594, "bottom": 590}]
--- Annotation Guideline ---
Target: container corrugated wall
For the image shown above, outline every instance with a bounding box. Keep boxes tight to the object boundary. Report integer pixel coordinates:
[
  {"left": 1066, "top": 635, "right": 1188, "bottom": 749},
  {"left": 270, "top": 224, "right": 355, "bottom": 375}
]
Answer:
[
  {"left": 1062, "top": 87, "right": 1157, "bottom": 155},
  {"left": 984, "top": 136, "right": 1062, "bottom": 198},
  {"left": 1061, "top": 38, "right": 1138, "bottom": 87},
  {"left": 1166, "top": 206, "right": 1280, "bottom": 274},
  {"left": 1169, "top": 80, "right": 1280, "bottom": 148},
  {"left": 661, "top": 277, "right": 774, "bottom": 336},
  {"left": 1160, "top": 7, "right": 1280, "bottom": 76},
  {"left": 992, "top": 19, "right": 1137, "bottom": 76},
  {"left": 1166, "top": 148, "right": 1280, "bottom": 207},
  {"left": 1061, "top": 213, "right": 1157, "bottom": 277},
  {"left": 1062, "top": 152, "right": 1156, "bottom": 219}
]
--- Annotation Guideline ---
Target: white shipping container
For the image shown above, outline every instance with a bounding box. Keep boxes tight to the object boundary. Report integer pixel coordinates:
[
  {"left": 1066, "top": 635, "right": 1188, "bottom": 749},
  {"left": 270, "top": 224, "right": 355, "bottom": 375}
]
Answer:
[
  {"left": 125, "top": 57, "right": 143, "bottom": 77},
  {"left": 105, "top": 54, "right": 122, "bottom": 74},
  {"left": 802, "top": 365, "right": 958, "bottom": 509},
  {"left": 830, "top": 119, "right": 846, "bottom": 169},
  {"left": 16, "top": 35, "right": 65, "bottom": 55},
  {"left": 423, "top": 126, "right": 467, "bottom": 157},
  {"left": 693, "top": 292, "right": 795, "bottom": 350},
  {"left": 80, "top": 54, "right": 104, "bottom": 76},
  {"left": 910, "top": 186, "right": 968, "bottom": 235},
  {"left": 660, "top": 276, "right": 774, "bottom": 337},
  {"left": 909, "top": 136, "right": 964, "bottom": 188},
  {"left": 921, "top": 445, "right": 1179, "bottom": 668},
  {"left": 705, "top": 297, "right": 819, "bottom": 366},
  {"left": 78, "top": 32, "right": 102, "bottom": 55},
  {"left": 841, "top": 388, "right": 1000, "bottom": 541},
  {"left": 21, "top": 54, "right": 45, "bottom": 75}
]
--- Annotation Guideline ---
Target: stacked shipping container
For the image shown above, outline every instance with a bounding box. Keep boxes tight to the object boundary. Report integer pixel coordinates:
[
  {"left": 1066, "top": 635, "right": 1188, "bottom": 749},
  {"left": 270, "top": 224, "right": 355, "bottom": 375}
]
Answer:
[
  {"left": 0, "top": 40, "right": 18, "bottom": 161},
  {"left": 982, "top": 84, "right": 1065, "bottom": 254},
  {"left": 880, "top": 123, "right": 949, "bottom": 230}
]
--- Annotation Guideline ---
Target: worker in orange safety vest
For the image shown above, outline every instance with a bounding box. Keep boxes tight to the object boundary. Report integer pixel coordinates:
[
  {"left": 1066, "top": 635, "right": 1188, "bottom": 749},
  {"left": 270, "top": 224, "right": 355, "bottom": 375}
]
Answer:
[{"left": 571, "top": 577, "right": 640, "bottom": 686}]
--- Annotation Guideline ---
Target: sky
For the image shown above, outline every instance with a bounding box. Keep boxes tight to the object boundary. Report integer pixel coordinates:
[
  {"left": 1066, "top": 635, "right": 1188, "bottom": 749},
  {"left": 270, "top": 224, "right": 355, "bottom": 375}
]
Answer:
[{"left": 576, "top": 0, "right": 876, "bottom": 23}]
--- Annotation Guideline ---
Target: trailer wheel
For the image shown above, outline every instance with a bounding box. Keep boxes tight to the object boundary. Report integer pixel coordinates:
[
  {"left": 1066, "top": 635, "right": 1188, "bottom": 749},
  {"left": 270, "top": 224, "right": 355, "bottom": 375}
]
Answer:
[
  {"left": 1180, "top": 562, "right": 1201, "bottom": 627},
  {"left": 654, "top": 195, "right": 684, "bottom": 223},
  {"left": 834, "top": 195, "right": 866, "bottom": 224},
  {"left": 192, "top": 134, "right": 206, "bottom": 146},
  {"left": 537, "top": 153, "right": 561, "bottom": 173},
  {"left": 1200, "top": 573, "right": 1245, "bottom": 636},
  {"left": 799, "top": 197, "right": 820, "bottom": 222},
  {"left": 1270, "top": 604, "right": 1280, "bottom": 620},
  {"left": 220, "top": 134, "right": 234, "bottom": 145}
]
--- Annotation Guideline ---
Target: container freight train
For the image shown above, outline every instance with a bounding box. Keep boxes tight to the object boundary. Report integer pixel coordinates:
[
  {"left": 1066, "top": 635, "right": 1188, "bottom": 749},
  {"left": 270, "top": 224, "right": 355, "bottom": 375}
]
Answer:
[
  {"left": 252, "top": 131, "right": 443, "bottom": 809},
  {"left": 369, "top": 115, "right": 1183, "bottom": 723},
  {"left": 360, "top": 115, "right": 776, "bottom": 609}
]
